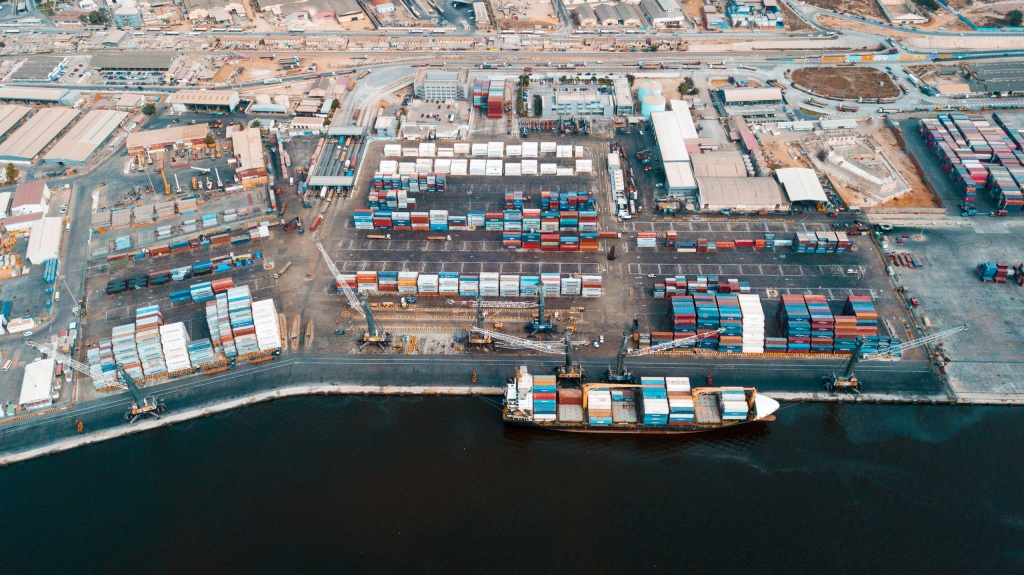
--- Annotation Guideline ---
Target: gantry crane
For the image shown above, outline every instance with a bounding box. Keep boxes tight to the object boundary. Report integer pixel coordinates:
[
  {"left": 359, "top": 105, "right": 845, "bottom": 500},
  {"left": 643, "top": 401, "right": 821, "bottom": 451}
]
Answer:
[
  {"left": 605, "top": 328, "right": 724, "bottom": 382},
  {"left": 468, "top": 297, "right": 493, "bottom": 348},
  {"left": 469, "top": 326, "right": 566, "bottom": 354},
  {"left": 525, "top": 290, "right": 556, "bottom": 336},
  {"left": 27, "top": 341, "right": 165, "bottom": 423},
  {"left": 824, "top": 324, "right": 968, "bottom": 394},
  {"left": 316, "top": 242, "right": 365, "bottom": 317}
]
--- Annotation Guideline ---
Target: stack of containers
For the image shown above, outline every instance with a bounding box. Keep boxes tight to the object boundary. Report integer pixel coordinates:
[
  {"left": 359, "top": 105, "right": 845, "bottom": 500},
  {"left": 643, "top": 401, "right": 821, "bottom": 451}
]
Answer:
[
  {"left": 777, "top": 295, "right": 810, "bottom": 353},
  {"left": 532, "top": 375, "right": 557, "bottom": 422},
  {"left": 666, "top": 377, "right": 694, "bottom": 425},
  {"left": 186, "top": 338, "right": 216, "bottom": 367},
  {"left": 804, "top": 294, "right": 835, "bottom": 353},
  {"left": 111, "top": 324, "right": 143, "bottom": 379},
  {"left": 459, "top": 275, "right": 479, "bottom": 297},
  {"left": 213, "top": 295, "right": 237, "bottom": 358},
  {"left": 586, "top": 389, "right": 613, "bottom": 426},
  {"left": 540, "top": 273, "right": 560, "bottom": 296},
  {"left": 517, "top": 367, "right": 533, "bottom": 415},
  {"left": 670, "top": 296, "right": 697, "bottom": 341},
  {"left": 560, "top": 275, "right": 581, "bottom": 296},
  {"left": 228, "top": 286, "right": 260, "bottom": 356},
  {"left": 416, "top": 274, "right": 439, "bottom": 295},
  {"left": 640, "top": 377, "right": 669, "bottom": 425},
  {"left": 398, "top": 272, "right": 419, "bottom": 293},
  {"left": 694, "top": 294, "right": 720, "bottom": 350},
  {"left": 205, "top": 301, "right": 223, "bottom": 355},
  {"left": 377, "top": 272, "right": 399, "bottom": 293},
  {"left": 439, "top": 272, "right": 460, "bottom": 295},
  {"left": 190, "top": 281, "right": 215, "bottom": 303},
  {"left": 429, "top": 210, "right": 448, "bottom": 231},
  {"left": 356, "top": 271, "right": 378, "bottom": 293},
  {"left": 251, "top": 299, "right": 283, "bottom": 352},
  {"left": 479, "top": 272, "right": 500, "bottom": 297},
  {"left": 499, "top": 274, "right": 519, "bottom": 297},
  {"left": 160, "top": 323, "right": 192, "bottom": 372},
  {"left": 557, "top": 388, "right": 583, "bottom": 423},
  {"left": 487, "top": 79, "right": 504, "bottom": 120},
  {"left": 87, "top": 340, "right": 117, "bottom": 383},
  {"left": 716, "top": 294, "right": 743, "bottom": 353},
  {"left": 976, "top": 262, "right": 1008, "bottom": 282},
  {"left": 135, "top": 306, "right": 167, "bottom": 377},
  {"left": 720, "top": 389, "right": 749, "bottom": 420},
  {"left": 581, "top": 275, "right": 603, "bottom": 298},
  {"left": 637, "top": 233, "right": 657, "bottom": 248},
  {"left": 832, "top": 313, "right": 859, "bottom": 354},
  {"left": 520, "top": 276, "right": 539, "bottom": 296},
  {"left": 844, "top": 296, "right": 879, "bottom": 353},
  {"left": 738, "top": 294, "right": 765, "bottom": 353}
]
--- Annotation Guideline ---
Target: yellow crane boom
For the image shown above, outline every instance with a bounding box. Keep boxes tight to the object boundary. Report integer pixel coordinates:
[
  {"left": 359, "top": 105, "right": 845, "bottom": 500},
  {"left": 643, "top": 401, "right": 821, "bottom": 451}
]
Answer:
[{"left": 161, "top": 168, "right": 170, "bottom": 195}]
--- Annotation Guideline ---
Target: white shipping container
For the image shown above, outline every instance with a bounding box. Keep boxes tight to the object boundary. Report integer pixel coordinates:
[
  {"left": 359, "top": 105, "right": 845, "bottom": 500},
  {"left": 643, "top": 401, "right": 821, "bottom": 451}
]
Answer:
[
  {"left": 540, "top": 163, "right": 557, "bottom": 175},
  {"left": 487, "top": 141, "right": 504, "bottom": 158},
  {"left": 453, "top": 143, "right": 471, "bottom": 155},
  {"left": 555, "top": 168, "right": 574, "bottom": 177},
  {"left": 469, "top": 159, "right": 487, "bottom": 176},
  {"left": 540, "top": 141, "right": 557, "bottom": 154},
  {"left": 575, "top": 159, "right": 593, "bottom": 173},
  {"left": 485, "top": 160, "right": 503, "bottom": 176},
  {"left": 522, "top": 142, "right": 538, "bottom": 158},
  {"left": 450, "top": 159, "right": 468, "bottom": 176},
  {"left": 383, "top": 144, "right": 401, "bottom": 158},
  {"left": 418, "top": 143, "right": 436, "bottom": 157},
  {"left": 434, "top": 158, "right": 452, "bottom": 174},
  {"left": 504, "top": 163, "right": 522, "bottom": 176},
  {"left": 521, "top": 159, "right": 538, "bottom": 175},
  {"left": 402, "top": 147, "right": 419, "bottom": 157},
  {"left": 506, "top": 144, "right": 522, "bottom": 157},
  {"left": 471, "top": 143, "right": 487, "bottom": 156},
  {"left": 415, "top": 158, "right": 433, "bottom": 173}
]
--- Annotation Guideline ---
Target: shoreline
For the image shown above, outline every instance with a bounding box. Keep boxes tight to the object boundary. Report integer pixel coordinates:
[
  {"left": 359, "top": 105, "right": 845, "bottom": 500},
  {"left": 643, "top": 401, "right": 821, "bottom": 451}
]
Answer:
[{"left": 3, "top": 385, "right": 1022, "bottom": 467}]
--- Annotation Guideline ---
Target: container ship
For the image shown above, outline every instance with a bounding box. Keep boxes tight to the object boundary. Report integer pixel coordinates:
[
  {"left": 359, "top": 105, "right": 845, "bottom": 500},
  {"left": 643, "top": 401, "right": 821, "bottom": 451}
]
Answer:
[{"left": 502, "top": 366, "right": 780, "bottom": 434}]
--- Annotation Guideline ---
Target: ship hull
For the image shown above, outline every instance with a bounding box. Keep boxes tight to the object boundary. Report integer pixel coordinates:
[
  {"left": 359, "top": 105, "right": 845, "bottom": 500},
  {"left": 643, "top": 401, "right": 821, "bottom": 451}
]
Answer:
[{"left": 503, "top": 414, "right": 776, "bottom": 434}]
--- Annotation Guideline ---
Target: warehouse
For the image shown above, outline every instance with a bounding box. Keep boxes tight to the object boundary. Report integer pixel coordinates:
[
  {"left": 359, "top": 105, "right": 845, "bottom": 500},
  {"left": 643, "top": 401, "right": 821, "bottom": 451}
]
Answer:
[
  {"left": 613, "top": 77, "right": 634, "bottom": 115},
  {"left": 669, "top": 99, "right": 698, "bottom": 139},
  {"left": 0, "top": 87, "right": 82, "bottom": 107},
  {"left": 169, "top": 90, "right": 240, "bottom": 113},
  {"left": 260, "top": 0, "right": 368, "bottom": 23},
  {"left": 719, "top": 87, "right": 784, "bottom": 106},
  {"left": 414, "top": 69, "right": 468, "bottom": 100},
  {"left": 0, "top": 105, "right": 31, "bottom": 139},
  {"left": 775, "top": 167, "right": 827, "bottom": 205},
  {"left": 696, "top": 176, "right": 789, "bottom": 211},
  {"left": 43, "top": 109, "right": 129, "bottom": 166},
  {"left": 10, "top": 56, "right": 67, "bottom": 82},
  {"left": 231, "top": 128, "right": 268, "bottom": 188},
  {"left": 691, "top": 151, "right": 748, "bottom": 177},
  {"left": 967, "top": 62, "right": 1024, "bottom": 95},
  {"left": 0, "top": 191, "right": 11, "bottom": 218},
  {"left": 10, "top": 181, "right": 51, "bottom": 217},
  {"left": 651, "top": 108, "right": 698, "bottom": 197},
  {"left": 19, "top": 358, "right": 55, "bottom": 410},
  {"left": 0, "top": 107, "right": 80, "bottom": 164},
  {"left": 126, "top": 124, "right": 210, "bottom": 154},
  {"left": 91, "top": 52, "right": 175, "bottom": 71},
  {"left": 665, "top": 162, "right": 698, "bottom": 194},
  {"left": 26, "top": 216, "right": 63, "bottom": 265}
]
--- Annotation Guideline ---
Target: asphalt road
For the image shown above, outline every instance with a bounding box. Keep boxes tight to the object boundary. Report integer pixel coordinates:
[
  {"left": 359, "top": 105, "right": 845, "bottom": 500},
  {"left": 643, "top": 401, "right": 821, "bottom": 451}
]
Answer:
[{"left": 0, "top": 351, "right": 937, "bottom": 458}]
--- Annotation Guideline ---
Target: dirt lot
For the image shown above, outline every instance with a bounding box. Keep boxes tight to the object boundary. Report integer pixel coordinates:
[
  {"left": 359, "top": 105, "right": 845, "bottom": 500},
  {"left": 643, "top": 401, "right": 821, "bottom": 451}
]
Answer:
[
  {"left": 780, "top": 2, "right": 814, "bottom": 31},
  {"left": 792, "top": 66, "right": 901, "bottom": 100},
  {"left": 874, "top": 127, "right": 942, "bottom": 208},
  {"left": 804, "top": 0, "right": 885, "bottom": 19},
  {"left": 817, "top": 14, "right": 918, "bottom": 39},
  {"left": 488, "top": 0, "right": 560, "bottom": 29}
]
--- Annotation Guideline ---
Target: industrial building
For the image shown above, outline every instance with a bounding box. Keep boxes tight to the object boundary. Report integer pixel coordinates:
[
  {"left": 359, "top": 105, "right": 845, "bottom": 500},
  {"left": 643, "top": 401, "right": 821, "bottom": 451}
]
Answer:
[
  {"left": 19, "top": 358, "right": 55, "bottom": 410},
  {"left": 0, "top": 105, "right": 31, "bottom": 140},
  {"left": 250, "top": 95, "right": 291, "bottom": 115},
  {"left": 91, "top": 53, "right": 175, "bottom": 71},
  {"left": 638, "top": 0, "right": 687, "bottom": 27},
  {"left": 414, "top": 69, "right": 469, "bottom": 101},
  {"left": 0, "top": 107, "right": 80, "bottom": 164},
  {"left": 10, "top": 57, "right": 68, "bottom": 82},
  {"left": 650, "top": 104, "right": 698, "bottom": 197},
  {"left": 10, "top": 181, "right": 51, "bottom": 217},
  {"left": 696, "top": 176, "right": 789, "bottom": 211},
  {"left": 966, "top": 62, "right": 1024, "bottom": 96},
  {"left": 231, "top": 128, "right": 268, "bottom": 188},
  {"left": 473, "top": 1, "right": 490, "bottom": 27},
  {"left": 691, "top": 151, "right": 748, "bottom": 178},
  {"left": 573, "top": 5, "right": 598, "bottom": 26},
  {"left": 126, "top": 124, "right": 210, "bottom": 154},
  {"left": 260, "top": 0, "right": 368, "bottom": 23},
  {"left": 613, "top": 77, "right": 634, "bottom": 115},
  {"left": 26, "top": 216, "right": 63, "bottom": 265},
  {"left": 0, "top": 87, "right": 82, "bottom": 107},
  {"left": 0, "top": 191, "right": 11, "bottom": 218},
  {"left": 720, "top": 87, "right": 784, "bottom": 106},
  {"left": 43, "top": 109, "right": 129, "bottom": 166},
  {"left": 401, "top": 100, "right": 471, "bottom": 140},
  {"left": 527, "top": 85, "right": 616, "bottom": 118},
  {"left": 775, "top": 168, "right": 828, "bottom": 205},
  {"left": 169, "top": 90, "right": 240, "bottom": 113}
]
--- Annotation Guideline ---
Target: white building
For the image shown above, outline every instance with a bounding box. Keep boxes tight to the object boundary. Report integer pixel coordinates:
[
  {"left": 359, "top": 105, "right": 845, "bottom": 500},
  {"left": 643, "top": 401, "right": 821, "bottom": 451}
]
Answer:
[
  {"left": 10, "top": 181, "right": 50, "bottom": 217},
  {"left": 26, "top": 217, "right": 64, "bottom": 265},
  {"left": 20, "top": 358, "right": 55, "bottom": 411}
]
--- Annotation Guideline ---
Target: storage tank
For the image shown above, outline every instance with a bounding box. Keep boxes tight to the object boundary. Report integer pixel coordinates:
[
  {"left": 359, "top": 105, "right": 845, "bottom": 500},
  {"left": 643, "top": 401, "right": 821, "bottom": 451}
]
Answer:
[
  {"left": 637, "top": 79, "right": 663, "bottom": 101},
  {"left": 641, "top": 93, "right": 667, "bottom": 118}
]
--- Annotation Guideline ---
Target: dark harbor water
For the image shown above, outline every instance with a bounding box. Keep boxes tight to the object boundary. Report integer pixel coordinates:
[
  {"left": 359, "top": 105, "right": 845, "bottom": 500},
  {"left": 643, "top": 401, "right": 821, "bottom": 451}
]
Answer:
[{"left": 1, "top": 397, "right": 1022, "bottom": 574}]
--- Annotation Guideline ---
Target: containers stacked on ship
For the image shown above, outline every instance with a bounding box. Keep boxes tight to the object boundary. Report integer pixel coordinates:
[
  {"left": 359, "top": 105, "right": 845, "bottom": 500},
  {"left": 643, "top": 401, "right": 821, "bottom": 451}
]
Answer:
[
  {"left": 532, "top": 375, "right": 557, "bottom": 422},
  {"left": 586, "top": 389, "right": 613, "bottom": 426},
  {"left": 160, "top": 322, "right": 192, "bottom": 372},
  {"left": 666, "top": 377, "right": 694, "bottom": 425},
  {"left": 639, "top": 377, "right": 669, "bottom": 425},
  {"left": 252, "top": 299, "right": 283, "bottom": 352},
  {"left": 610, "top": 388, "right": 637, "bottom": 423},
  {"left": 720, "top": 389, "right": 750, "bottom": 421},
  {"left": 557, "top": 388, "right": 584, "bottom": 423}
]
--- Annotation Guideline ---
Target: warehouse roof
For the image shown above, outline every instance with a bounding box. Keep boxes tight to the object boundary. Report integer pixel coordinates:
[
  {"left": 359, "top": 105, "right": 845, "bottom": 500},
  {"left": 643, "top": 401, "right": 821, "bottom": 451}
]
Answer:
[
  {"left": 691, "top": 151, "right": 747, "bottom": 177},
  {"left": 19, "top": 359, "right": 55, "bottom": 408},
  {"left": 0, "top": 105, "right": 31, "bottom": 138},
  {"left": 697, "top": 176, "right": 787, "bottom": 208},
  {"left": 170, "top": 89, "right": 240, "bottom": 107},
  {"left": 665, "top": 161, "right": 697, "bottom": 190},
  {"left": 651, "top": 110, "right": 690, "bottom": 163},
  {"left": 669, "top": 99, "right": 699, "bottom": 139},
  {"left": 775, "top": 168, "right": 827, "bottom": 203},
  {"left": 12, "top": 181, "right": 48, "bottom": 208},
  {"left": 231, "top": 128, "right": 265, "bottom": 172},
  {"left": 26, "top": 216, "right": 63, "bottom": 264},
  {"left": 0, "top": 108, "right": 79, "bottom": 162},
  {"left": 721, "top": 87, "right": 783, "bottom": 104},
  {"left": 10, "top": 56, "right": 66, "bottom": 81},
  {"left": 91, "top": 52, "right": 175, "bottom": 70},
  {"left": 0, "top": 86, "right": 69, "bottom": 103},
  {"left": 44, "top": 109, "right": 128, "bottom": 164},
  {"left": 126, "top": 124, "right": 209, "bottom": 150}
]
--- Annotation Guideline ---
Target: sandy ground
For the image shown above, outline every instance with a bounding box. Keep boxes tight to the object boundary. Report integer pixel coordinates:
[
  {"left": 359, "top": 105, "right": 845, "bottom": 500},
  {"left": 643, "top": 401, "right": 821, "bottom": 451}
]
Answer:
[
  {"left": 874, "top": 127, "right": 942, "bottom": 208},
  {"left": 780, "top": 2, "right": 815, "bottom": 31},
  {"left": 656, "top": 78, "right": 683, "bottom": 100},
  {"left": 805, "top": 0, "right": 884, "bottom": 19},
  {"left": 489, "top": 0, "right": 560, "bottom": 29},
  {"left": 682, "top": 0, "right": 705, "bottom": 19},
  {"left": 817, "top": 14, "right": 919, "bottom": 39},
  {"left": 792, "top": 66, "right": 901, "bottom": 100}
]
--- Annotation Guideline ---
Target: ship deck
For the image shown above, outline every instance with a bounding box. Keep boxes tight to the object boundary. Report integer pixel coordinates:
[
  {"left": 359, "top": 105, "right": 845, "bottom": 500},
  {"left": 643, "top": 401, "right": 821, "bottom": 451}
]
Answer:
[{"left": 694, "top": 392, "right": 722, "bottom": 425}]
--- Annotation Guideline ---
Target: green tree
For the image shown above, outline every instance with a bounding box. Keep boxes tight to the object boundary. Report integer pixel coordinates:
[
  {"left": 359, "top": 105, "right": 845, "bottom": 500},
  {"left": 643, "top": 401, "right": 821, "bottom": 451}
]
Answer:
[
  {"left": 1006, "top": 9, "right": 1023, "bottom": 26},
  {"left": 205, "top": 134, "right": 215, "bottom": 146},
  {"left": 141, "top": 102, "right": 156, "bottom": 115},
  {"left": 250, "top": 119, "right": 262, "bottom": 129},
  {"left": 625, "top": 74, "right": 636, "bottom": 86},
  {"left": 533, "top": 94, "right": 542, "bottom": 117},
  {"left": 5, "top": 162, "right": 18, "bottom": 183},
  {"left": 37, "top": 1, "right": 55, "bottom": 18},
  {"left": 330, "top": 98, "right": 341, "bottom": 111}
]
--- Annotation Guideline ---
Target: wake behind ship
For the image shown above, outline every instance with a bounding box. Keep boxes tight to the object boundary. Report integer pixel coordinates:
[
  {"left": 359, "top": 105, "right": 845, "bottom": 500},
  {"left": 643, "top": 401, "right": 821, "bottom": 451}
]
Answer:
[{"left": 503, "top": 367, "right": 780, "bottom": 434}]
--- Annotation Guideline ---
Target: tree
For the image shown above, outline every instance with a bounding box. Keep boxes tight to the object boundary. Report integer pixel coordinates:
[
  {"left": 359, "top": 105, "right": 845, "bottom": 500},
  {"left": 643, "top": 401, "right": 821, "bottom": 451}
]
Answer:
[
  {"left": 625, "top": 74, "right": 636, "bottom": 86},
  {"left": 330, "top": 98, "right": 341, "bottom": 112},
  {"left": 5, "top": 163, "right": 18, "bottom": 184},
  {"left": 1006, "top": 9, "right": 1023, "bottom": 26},
  {"left": 250, "top": 119, "right": 262, "bottom": 129},
  {"left": 81, "top": 9, "right": 109, "bottom": 25},
  {"left": 533, "top": 95, "right": 542, "bottom": 118},
  {"left": 141, "top": 102, "right": 156, "bottom": 115},
  {"left": 205, "top": 134, "right": 216, "bottom": 146}
]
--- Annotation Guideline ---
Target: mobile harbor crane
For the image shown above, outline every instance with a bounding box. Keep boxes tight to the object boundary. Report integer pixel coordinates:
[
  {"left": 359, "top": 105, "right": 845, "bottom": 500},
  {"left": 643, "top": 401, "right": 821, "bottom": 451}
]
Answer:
[
  {"left": 824, "top": 324, "right": 968, "bottom": 394},
  {"left": 468, "top": 326, "right": 567, "bottom": 354},
  {"left": 525, "top": 290, "right": 557, "bottom": 336},
  {"left": 468, "top": 297, "right": 493, "bottom": 348},
  {"left": 160, "top": 168, "right": 170, "bottom": 195},
  {"left": 316, "top": 242, "right": 389, "bottom": 349},
  {"left": 605, "top": 327, "right": 725, "bottom": 382},
  {"left": 27, "top": 341, "right": 166, "bottom": 423}
]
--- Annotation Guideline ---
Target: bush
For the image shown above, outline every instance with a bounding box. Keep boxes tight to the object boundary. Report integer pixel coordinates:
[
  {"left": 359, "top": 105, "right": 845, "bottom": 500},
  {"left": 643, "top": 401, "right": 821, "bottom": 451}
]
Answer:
[{"left": 1006, "top": 9, "right": 1023, "bottom": 27}]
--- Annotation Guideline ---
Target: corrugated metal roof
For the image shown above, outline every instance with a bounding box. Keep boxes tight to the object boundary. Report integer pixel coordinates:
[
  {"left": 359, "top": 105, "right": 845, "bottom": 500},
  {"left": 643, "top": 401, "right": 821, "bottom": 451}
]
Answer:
[
  {"left": 669, "top": 99, "right": 698, "bottom": 139},
  {"left": 26, "top": 216, "right": 63, "bottom": 264},
  {"left": 0, "top": 105, "right": 31, "bottom": 137},
  {"left": 665, "top": 161, "right": 696, "bottom": 190},
  {"left": 20, "top": 359, "right": 55, "bottom": 408},
  {"left": 0, "top": 108, "right": 79, "bottom": 162},
  {"left": 11, "top": 181, "right": 47, "bottom": 208},
  {"left": 696, "top": 176, "right": 787, "bottom": 209},
  {"left": 126, "top": 124, "right": 209, "bottom": 150},
  {"left": 44, "top": 109, "right": 128, "bottom": 164},
  {"left": 691, "top": 151, "right": 746, "bottom": 177},
  {"left": 775, "top": 168, "right": 827, "bottom": 203},
  {"left": 721, "top": 87, "right": 783, "bottom": 104},
  {"left": 231, "top": 128, "right": 265, "bottom": 172},
  {"left": 651, "top": 111, "right": 690, "bottom": 163}
]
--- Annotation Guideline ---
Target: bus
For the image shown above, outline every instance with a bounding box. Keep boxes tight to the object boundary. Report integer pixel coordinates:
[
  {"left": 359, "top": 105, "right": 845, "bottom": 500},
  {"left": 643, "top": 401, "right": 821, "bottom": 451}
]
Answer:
[
  {"left": 227, "top": 27, "right": 243, "bottom": 32},
  {"left": 164, "top": 31, "right": 181, "bottom": 35},
  {"left": 263, "top": 78, "right": 282, "bottom": 85},
  {"left": 210, "top": 27, "right": 227, "bottom": 32}
]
